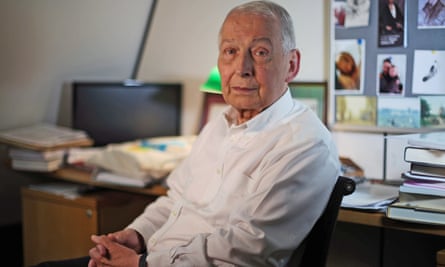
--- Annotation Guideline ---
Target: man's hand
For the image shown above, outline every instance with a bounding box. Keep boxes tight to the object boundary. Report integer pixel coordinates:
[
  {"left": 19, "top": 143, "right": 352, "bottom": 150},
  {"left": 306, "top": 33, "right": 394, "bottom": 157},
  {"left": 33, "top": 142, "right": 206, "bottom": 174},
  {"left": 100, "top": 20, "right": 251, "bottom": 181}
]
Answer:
[
  {"left": 106, "top": 228, "right": 145, "bottom": 253},
  {"left": 88, "top": 234, "right": 140, "bottom": 267}
]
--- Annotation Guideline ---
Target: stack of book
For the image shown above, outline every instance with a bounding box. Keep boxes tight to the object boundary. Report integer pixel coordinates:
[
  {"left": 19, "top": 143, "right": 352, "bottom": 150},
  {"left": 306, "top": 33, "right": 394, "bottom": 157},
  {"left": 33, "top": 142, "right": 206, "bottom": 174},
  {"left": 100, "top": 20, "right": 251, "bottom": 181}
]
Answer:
[
  {"left": 8, "top": 147, "right": 65, "bottom": 172},
  {"left": 0, "top": 124, "right": 93, "bottom": 172},
  {"left": 386, "top": 131, "right": 445, "bottom": 225},
  {"left": 0, "top": 124, "right": 92, "bottom": 150}
]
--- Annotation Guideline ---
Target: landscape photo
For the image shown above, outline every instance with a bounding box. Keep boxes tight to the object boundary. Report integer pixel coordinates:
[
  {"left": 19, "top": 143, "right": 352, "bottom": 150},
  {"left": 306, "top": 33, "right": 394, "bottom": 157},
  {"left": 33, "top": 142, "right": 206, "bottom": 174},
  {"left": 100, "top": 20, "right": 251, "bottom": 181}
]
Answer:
[{"left": 377, "top": 97, "right": 420, "bottom": 128}]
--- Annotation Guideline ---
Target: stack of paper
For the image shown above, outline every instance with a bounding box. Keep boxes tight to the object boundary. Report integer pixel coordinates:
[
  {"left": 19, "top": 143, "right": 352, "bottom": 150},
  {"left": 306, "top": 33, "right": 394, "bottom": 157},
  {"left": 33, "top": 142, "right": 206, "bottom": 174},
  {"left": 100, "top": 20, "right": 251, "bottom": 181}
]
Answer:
[
  {"left": 341, "top": 181, "right": 399, "bottom": 211},
  {"left": 93, "top": 169, "right": 155, "bottom": 188},
  {"left": 86, "top": 136, "right": 196, "bottom": 188},
  {"left": 0, "top": 123, "right": 93, "bottom": 150},
  {"left": 9, "top": 147, "right": 65, "bottom": 172}
]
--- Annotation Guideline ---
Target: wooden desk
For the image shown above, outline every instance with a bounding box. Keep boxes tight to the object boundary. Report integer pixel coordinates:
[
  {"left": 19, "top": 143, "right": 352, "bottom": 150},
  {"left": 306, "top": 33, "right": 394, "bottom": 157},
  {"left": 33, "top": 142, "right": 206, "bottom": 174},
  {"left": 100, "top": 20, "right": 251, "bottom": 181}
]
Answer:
[
  {"left": 53, "top": 167, "right": 445, "bottom": 237},
  {"left": 31, "top": 167, "right": 445, "bottom": 266},
  {"left": 338, "top": 209, "right": 445, "bottom": 237},
  {"left": 338, "top": 209, "right": 445, "bottom": 267},
  {"left": 438, "top": 249, "right": 445, "bottom": 267}
]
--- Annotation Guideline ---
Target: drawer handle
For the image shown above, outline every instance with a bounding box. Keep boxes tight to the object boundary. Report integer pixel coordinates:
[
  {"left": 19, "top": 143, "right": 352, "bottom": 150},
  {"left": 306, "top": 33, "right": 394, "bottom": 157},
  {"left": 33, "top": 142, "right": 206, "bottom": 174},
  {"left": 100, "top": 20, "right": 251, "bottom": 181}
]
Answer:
[{"left": 86, "top": 209, "right": 93, "bottom": 218}]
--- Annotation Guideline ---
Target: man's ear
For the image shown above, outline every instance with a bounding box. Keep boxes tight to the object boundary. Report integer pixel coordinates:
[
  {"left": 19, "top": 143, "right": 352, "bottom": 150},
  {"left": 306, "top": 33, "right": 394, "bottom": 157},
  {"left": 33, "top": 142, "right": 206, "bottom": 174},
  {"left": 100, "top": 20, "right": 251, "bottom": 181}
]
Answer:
[{"left": 286, "top": 49, "right": 300, "bottom": 82}]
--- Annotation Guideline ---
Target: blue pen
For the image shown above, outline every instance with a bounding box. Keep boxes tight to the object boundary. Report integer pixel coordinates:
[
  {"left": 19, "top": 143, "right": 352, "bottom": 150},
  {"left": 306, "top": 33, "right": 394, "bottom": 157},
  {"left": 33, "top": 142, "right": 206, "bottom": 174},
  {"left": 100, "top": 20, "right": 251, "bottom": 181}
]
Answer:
[{"left": 140, "top": 140, "right": 167, "bottom": 151}]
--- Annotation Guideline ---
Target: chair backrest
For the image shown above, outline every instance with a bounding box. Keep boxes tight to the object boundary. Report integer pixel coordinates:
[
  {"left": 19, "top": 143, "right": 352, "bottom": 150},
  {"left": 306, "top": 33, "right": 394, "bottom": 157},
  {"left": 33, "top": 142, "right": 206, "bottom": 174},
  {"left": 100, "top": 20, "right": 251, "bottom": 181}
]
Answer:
[{"left": 286, "top": 176, "right": 355, "bottom": 267}]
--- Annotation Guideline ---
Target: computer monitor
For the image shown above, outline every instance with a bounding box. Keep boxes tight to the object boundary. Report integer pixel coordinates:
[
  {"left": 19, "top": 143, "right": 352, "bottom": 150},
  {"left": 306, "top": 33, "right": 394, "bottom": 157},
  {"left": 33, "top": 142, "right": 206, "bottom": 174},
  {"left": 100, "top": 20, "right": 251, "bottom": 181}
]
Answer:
[{"left": 72, "top": 81, "right": 182, "bottom": 147}]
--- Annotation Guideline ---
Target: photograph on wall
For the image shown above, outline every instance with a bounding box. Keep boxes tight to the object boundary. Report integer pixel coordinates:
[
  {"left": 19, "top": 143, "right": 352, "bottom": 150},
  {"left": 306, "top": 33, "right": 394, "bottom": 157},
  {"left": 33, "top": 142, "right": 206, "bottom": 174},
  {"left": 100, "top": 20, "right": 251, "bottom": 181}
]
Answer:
[
  {"left": 412, "top": 50, "right": 445, "bottom": 94},
  {"left": 420, "top": 96, "right": 445, "bottom": 127},
  {"left": 334, "top": 39, "right": 365, "bottom": 93},
  {"left": 376, "top": 54, "right": 407, "bottom": 95},
  {"left": 333, "top": 0, "right": 370, "bottom": 28},
  {"left": 289, "top": 82, "right": 327, "bottom": 124},
  {"left": 378, "top": 0, "right": 406, "bottom": 47},
  {"left": 418, "top": 0, "right": 445, "bottom": 28},
  {"left": 377, "top": 97, "right": 420, "bottom": 128},
  {"left": 336, "top": 95, "right": 377, "bottom": 126},
  {"left": 333, "top": 0, "right": 347, "bottom": 27}
]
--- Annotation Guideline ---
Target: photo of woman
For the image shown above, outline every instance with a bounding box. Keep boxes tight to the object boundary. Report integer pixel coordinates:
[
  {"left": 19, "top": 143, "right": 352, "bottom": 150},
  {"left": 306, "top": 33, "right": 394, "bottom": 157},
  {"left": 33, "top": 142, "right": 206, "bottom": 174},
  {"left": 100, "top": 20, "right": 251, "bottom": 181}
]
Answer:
[{"left": 334, "top": 39, "right": 365, "bottom": 93}]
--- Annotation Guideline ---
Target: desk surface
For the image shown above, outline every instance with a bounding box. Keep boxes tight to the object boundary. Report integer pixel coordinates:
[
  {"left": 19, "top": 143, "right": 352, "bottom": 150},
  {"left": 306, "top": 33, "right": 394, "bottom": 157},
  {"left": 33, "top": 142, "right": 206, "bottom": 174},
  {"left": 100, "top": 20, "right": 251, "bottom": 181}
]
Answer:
[
  {"left": 52, "top": 167, "right": 445, "bottom": 237},
  {"left": 52, "top": 167, "right": 167, "bottom": 196}
]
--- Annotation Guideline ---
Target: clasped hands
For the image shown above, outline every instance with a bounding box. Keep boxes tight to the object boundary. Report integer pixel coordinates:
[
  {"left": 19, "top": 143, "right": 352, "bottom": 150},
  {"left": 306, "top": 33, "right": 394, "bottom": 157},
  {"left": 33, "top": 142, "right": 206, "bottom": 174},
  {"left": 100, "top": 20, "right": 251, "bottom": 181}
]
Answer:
[{"left": 88, "top": 228, "right": 146, "bottom": 267}]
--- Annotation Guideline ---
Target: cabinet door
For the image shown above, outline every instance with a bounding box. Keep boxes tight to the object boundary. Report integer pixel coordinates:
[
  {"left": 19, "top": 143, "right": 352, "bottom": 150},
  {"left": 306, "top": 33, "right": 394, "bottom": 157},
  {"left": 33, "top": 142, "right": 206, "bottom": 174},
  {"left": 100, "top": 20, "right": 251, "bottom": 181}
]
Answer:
[{"left": 22, "top": 189, "right": 98, "bottom": 267}]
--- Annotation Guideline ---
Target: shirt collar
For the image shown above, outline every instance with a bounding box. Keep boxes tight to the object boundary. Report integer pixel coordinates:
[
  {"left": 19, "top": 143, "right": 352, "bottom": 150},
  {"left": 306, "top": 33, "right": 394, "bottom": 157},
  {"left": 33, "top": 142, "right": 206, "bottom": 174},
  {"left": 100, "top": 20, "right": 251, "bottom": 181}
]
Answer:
[{"left": 223, "top": 88, "right": 295, "bottom": 131}]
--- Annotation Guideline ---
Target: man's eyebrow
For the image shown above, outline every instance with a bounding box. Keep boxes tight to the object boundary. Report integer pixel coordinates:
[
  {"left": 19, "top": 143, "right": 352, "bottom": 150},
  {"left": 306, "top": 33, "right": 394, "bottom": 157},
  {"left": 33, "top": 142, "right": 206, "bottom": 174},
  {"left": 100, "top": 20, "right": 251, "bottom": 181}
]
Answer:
[
  {"left": 250, "top": 37, "right": 274, "bottom": 49},
  {"left": 218, "top": 37, "right": 273, "bottom": 49},
  {"left": 252, "top": 37, "right": 273, "bottom": 44},
  {"left": 219, "top": 38, "right": 235, "bottom": 48}
]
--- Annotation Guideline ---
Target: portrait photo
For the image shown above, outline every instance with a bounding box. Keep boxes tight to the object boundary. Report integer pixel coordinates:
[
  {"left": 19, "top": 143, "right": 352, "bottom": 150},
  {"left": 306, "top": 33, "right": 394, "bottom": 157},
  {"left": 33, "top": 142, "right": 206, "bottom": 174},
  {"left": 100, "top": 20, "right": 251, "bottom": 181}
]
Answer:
[
  {"left": 334, "top": 39, "right": 365, "bottom": 93},
  {"left": 378, "top": 0, "right": 406, "bottom": 47},
  {"left": 376, "top": 54, "right": 407, "bottom": 95}
]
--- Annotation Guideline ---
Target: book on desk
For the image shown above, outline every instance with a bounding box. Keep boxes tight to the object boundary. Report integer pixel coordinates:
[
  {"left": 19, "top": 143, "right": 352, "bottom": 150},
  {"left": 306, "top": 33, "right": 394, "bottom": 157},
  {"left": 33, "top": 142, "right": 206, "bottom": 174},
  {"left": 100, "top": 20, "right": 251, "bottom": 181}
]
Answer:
[
  {"left": 389, "top": 175, "right": 445, "bottom": 226},
  {"left": 0, "top": 123, "right": 93, "bottom": 172},
  {"left": 8, "top": 147, "right": 66, "bottom": 172},
  {"left": 386, "top": 198, "right": 445, "bottom": 226},
  {"left": 385, "top": 131, "right": 445, "bottom": 225},
  {"left": 0, "top": 123, "right": 93, "bottom": 151},
  {"left": 404, "top": 146, "right": 445, "bottom": 168}
]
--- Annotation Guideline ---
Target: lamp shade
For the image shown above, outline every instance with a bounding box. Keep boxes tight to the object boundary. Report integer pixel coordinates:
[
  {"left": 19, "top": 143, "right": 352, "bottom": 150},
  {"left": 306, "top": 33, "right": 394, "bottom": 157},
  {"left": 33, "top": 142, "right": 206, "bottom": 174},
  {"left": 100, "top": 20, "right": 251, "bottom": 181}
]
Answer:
[{"left": 200, "top": 66, "right": 222, "bottom": 94}]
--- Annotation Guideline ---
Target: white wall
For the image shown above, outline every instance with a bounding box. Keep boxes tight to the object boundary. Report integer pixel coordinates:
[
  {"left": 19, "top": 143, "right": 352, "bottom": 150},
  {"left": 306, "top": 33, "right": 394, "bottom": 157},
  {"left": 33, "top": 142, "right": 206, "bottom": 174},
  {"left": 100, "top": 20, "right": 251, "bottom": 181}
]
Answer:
[
  {"left": 0, "top": 0, "right": 152, "bottom": 131},
  {"left": 0, "top": 0, "right": 152, "bottom": 225}
]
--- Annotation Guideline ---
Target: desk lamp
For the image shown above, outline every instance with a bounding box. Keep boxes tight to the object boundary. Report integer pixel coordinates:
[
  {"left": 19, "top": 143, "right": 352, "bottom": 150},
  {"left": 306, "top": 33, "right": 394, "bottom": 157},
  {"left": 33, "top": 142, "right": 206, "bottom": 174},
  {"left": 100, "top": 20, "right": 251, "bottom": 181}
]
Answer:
[{"left": 200, "top": 66, "right": 222, "bottom": 94}]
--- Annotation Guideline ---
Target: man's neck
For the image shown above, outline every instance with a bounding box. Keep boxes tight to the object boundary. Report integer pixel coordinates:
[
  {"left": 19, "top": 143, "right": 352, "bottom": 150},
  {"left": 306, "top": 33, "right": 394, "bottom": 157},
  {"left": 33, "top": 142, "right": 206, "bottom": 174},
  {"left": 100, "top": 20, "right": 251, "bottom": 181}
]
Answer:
[{"left": 236, "top": 109, "right": 262, "bottom": 125}]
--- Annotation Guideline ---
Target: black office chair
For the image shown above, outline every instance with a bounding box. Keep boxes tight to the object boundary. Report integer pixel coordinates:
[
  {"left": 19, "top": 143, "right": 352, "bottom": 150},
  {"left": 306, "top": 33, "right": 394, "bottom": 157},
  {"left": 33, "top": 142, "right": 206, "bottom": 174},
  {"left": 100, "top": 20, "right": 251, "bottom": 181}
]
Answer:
[{"left": 286, "top": 176, "right": 356, "bottom": 267}]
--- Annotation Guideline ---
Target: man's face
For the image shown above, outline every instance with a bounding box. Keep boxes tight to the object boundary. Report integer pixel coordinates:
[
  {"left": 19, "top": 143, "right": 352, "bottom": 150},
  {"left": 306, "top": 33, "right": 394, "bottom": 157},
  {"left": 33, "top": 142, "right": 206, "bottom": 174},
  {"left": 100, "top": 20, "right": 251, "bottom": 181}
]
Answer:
[
  {"left": 217, "top": 12, "right": 299, "bottom": 114},
  {"left": 383, "top": 61, "right": 392, "bottom": 74}
]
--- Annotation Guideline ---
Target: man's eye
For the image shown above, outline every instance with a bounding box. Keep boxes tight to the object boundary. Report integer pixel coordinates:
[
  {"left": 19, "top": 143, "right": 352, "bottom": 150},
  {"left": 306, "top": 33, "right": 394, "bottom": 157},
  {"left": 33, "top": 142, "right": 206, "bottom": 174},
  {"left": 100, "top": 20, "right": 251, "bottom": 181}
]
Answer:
[
  {"left": 254, "top": 49, "right": 269, "bottom": 57},
  {"left": 224, "top": 48, "right": 236, "bottom": 55}
]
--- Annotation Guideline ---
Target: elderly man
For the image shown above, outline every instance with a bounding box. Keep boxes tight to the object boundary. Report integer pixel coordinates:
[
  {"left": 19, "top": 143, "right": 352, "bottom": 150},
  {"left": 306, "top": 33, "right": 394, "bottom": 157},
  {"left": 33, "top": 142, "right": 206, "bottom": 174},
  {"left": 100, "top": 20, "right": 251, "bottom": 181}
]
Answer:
[{"left": 35, "top": 1, "right": 340, "bottom": 266}]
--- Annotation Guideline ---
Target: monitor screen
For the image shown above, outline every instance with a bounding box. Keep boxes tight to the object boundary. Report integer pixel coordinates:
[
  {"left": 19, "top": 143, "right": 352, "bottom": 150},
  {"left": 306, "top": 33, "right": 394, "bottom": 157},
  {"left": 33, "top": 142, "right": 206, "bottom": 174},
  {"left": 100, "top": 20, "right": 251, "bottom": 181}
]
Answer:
[{"left": 72, "top": 81, "right": 182, "bottom": 147}]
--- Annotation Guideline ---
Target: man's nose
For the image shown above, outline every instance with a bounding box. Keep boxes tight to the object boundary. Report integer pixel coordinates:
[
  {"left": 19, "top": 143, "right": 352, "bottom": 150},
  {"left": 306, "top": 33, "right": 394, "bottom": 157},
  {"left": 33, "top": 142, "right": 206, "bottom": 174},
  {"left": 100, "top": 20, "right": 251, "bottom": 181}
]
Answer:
[{"left": 235, "top": 53, "right": 254, "bottom": 77}]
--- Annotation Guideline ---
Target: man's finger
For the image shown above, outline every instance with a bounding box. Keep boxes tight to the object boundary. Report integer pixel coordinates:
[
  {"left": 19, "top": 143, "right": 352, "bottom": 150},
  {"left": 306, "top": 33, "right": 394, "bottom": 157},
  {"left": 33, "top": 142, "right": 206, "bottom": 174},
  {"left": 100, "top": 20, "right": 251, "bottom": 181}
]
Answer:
[{"left": 91, "top": 234, "right": 114, "bottom": 249}]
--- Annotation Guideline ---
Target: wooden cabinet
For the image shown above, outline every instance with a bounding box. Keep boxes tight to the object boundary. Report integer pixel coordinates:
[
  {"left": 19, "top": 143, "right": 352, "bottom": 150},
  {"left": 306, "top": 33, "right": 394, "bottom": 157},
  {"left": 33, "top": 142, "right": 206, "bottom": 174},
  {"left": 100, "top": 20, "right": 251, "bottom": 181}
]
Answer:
[
  {"left": 438, "top": 249, "right": 445, "bottom": 267},
  {"left": 21, "top": 187, "right": 155, "bottom": 267}
]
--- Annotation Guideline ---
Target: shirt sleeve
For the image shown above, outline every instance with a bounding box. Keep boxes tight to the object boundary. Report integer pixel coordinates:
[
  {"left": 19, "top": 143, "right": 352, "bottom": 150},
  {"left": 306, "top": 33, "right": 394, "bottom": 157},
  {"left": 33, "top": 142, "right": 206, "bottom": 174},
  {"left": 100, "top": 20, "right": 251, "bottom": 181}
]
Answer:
[{"left": 126, "top": 158, "right": 188, "bottom": 241}]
